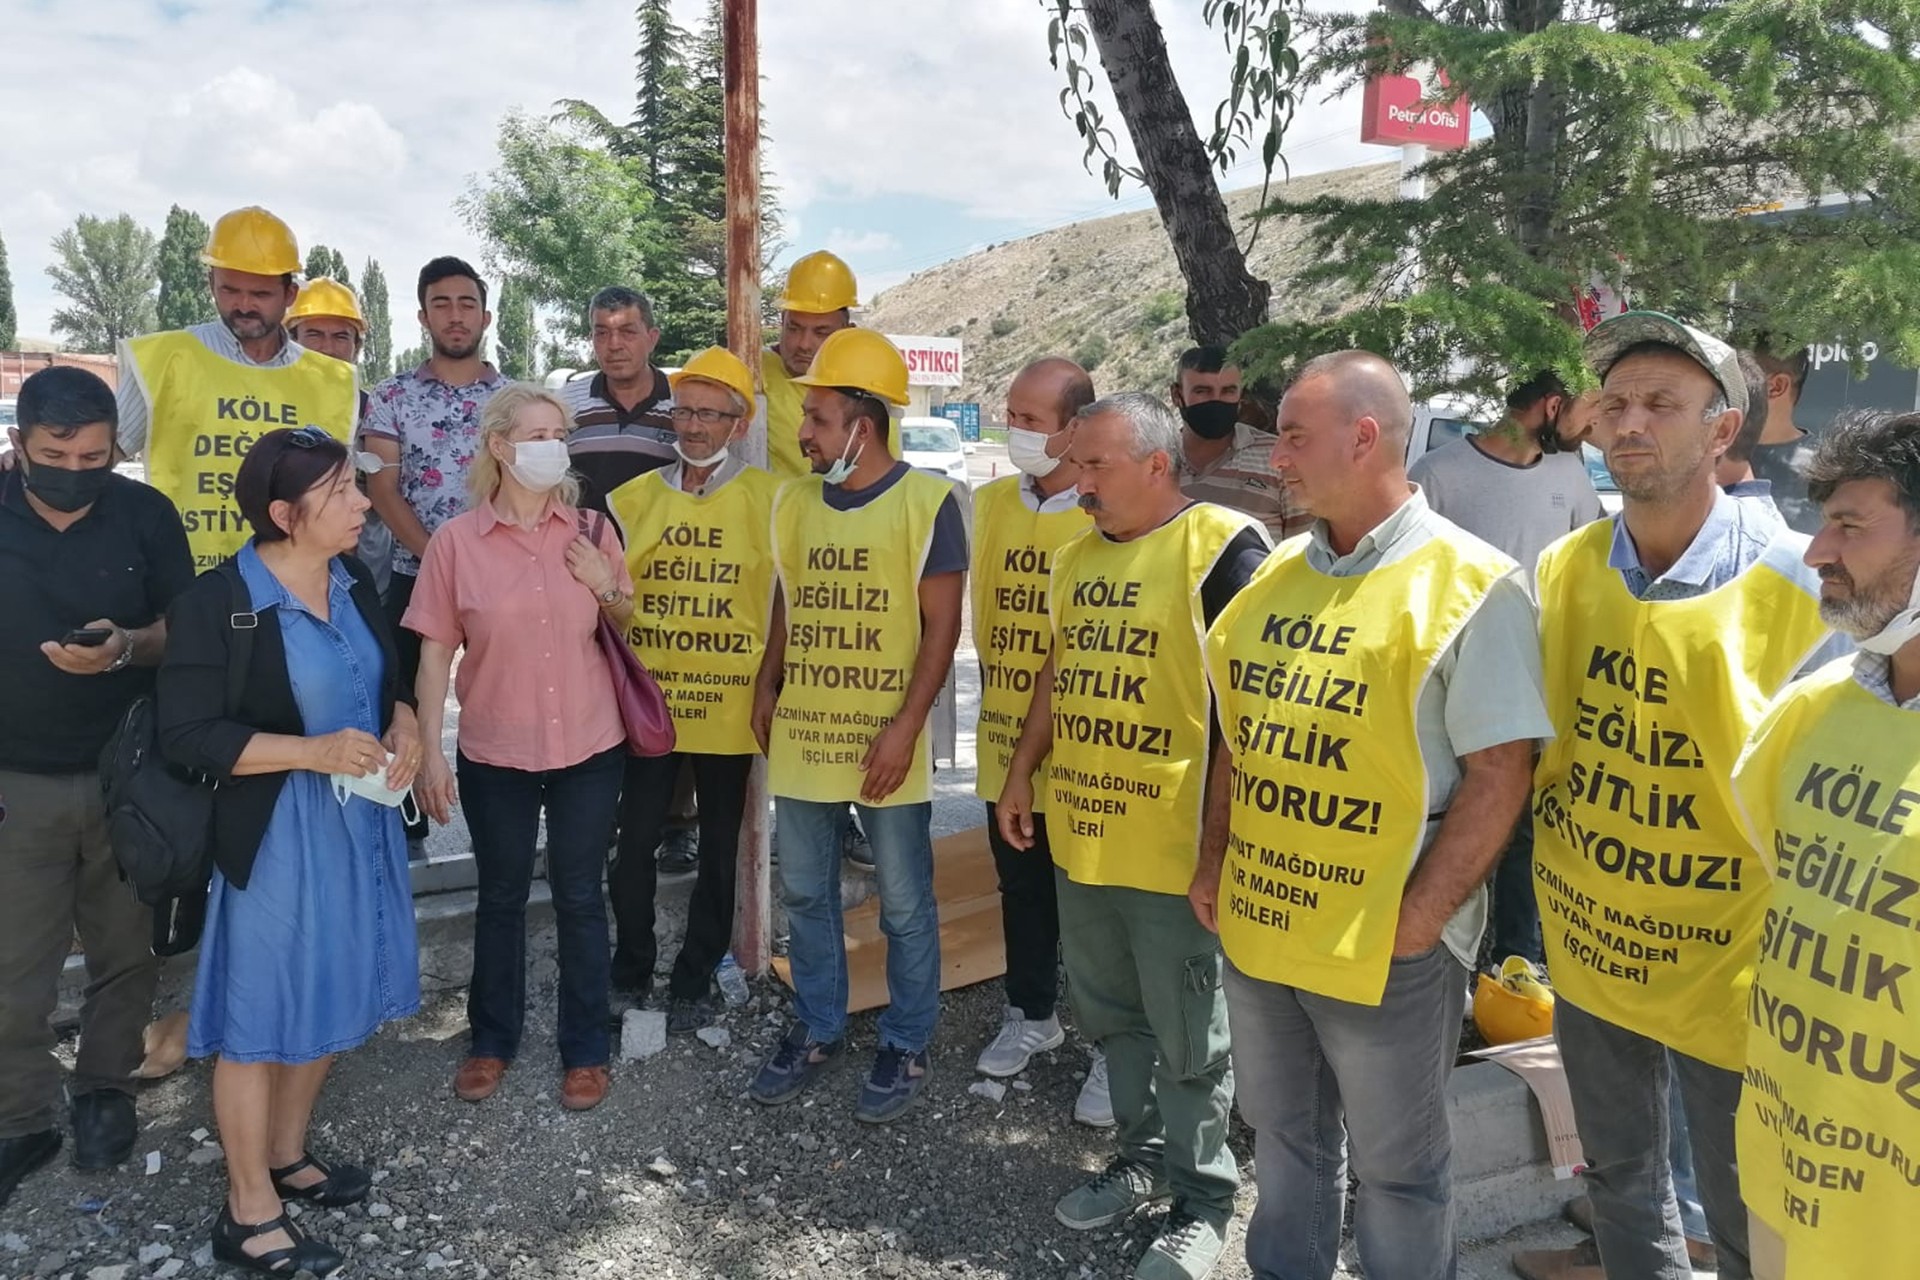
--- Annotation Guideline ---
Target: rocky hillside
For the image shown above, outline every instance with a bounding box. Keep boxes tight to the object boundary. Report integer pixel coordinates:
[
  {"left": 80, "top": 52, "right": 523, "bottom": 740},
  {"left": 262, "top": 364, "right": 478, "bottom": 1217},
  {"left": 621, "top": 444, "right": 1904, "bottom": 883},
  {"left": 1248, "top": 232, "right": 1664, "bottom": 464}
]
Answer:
[{"left": 864, "top": 161, "right": 1398, "bottom": 411}]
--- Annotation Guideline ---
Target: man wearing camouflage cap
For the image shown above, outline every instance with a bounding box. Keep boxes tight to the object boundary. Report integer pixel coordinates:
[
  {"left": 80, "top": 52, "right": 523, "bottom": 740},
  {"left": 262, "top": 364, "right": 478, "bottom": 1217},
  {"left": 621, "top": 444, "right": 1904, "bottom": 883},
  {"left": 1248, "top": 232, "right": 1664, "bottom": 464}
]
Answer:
[{"left": 1515, "top": 313, "right": 1841, "bottom": 1280}]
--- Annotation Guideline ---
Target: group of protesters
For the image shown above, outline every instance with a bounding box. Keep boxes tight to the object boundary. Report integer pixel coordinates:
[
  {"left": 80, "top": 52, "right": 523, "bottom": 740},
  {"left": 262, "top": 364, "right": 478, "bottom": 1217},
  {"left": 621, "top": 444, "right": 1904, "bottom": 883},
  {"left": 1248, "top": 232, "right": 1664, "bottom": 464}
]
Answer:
[{"left": 0, "top": 202, "right": 1909, "bottom": 1280}]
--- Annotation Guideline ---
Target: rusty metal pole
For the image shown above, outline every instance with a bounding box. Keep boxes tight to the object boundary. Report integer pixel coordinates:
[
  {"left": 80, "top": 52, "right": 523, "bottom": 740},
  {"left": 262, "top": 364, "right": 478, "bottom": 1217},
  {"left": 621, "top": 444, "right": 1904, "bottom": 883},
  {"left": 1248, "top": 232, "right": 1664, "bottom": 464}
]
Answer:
[{"left": 724, "top": 0, "right": 772, "bottom": 977}]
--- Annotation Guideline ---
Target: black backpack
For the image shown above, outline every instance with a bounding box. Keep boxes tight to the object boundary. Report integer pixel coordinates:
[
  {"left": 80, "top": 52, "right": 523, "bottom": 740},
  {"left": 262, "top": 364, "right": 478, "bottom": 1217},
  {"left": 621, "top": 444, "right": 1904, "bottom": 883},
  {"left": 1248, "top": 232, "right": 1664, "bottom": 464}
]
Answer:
[{"left": 99, "top": 563, "right": 256, "bottom": 955}]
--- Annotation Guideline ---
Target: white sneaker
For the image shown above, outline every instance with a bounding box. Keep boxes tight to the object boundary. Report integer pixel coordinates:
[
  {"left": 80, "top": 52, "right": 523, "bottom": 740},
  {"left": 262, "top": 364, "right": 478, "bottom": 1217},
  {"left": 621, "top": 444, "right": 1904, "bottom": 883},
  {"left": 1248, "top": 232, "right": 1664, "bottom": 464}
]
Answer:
[
  {"left": 1074, "top": 1047, "right": 1116, "bottom": 1128},
  {"left": 974, "top": 1006, "right": 1066, "bottom": 1077}
]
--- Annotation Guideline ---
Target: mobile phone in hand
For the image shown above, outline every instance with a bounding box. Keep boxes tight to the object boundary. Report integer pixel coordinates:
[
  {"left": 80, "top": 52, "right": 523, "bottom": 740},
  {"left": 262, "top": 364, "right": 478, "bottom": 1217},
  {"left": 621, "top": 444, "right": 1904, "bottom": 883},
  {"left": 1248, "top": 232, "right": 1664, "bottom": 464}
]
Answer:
[{"left": 60, "top": 627, "right": 114, "bottom": 647}]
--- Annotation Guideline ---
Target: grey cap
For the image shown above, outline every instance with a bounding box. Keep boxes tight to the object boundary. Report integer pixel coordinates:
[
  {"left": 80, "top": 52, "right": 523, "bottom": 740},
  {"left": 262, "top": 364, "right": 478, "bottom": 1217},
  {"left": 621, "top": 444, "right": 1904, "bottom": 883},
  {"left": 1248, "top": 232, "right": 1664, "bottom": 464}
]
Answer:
[{"left": 1583, "top": 310, "right": 1748, "bottom": 417}]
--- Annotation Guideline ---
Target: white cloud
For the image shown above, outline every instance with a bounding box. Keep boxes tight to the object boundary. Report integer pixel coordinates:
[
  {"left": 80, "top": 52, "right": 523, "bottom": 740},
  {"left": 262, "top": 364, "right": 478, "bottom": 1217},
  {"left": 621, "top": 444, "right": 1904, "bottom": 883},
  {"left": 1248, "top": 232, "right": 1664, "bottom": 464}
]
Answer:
[
  {"left": 2, "top": 0, "right": 1390, "bottom": 349},
  {"left": 823, "top": 229, "right": 901, "bottom": 258}
]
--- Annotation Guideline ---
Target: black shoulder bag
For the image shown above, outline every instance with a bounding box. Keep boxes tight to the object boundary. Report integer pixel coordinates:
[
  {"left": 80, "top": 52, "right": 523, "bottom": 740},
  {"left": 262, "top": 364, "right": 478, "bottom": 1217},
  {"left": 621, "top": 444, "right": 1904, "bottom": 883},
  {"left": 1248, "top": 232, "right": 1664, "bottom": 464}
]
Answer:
[{"left": 99, "top": 563, "right": 257, "bottom": 955}]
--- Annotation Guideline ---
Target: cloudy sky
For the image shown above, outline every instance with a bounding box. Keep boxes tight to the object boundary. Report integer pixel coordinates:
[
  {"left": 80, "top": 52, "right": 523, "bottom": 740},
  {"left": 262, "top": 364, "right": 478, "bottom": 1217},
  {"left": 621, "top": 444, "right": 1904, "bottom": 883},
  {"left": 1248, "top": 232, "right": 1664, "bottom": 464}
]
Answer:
[{"left": 3, "top": 0, "right": 1386, "bottom": 350}]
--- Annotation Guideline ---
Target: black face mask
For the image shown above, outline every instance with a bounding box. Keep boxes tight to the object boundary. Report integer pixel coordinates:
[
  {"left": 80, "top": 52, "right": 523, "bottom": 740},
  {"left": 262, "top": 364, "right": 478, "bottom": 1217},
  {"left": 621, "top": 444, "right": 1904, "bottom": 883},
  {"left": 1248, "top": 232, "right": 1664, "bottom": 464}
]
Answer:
[
  {"left": 22, "top": 460, "right": 112, "bottom": 513},
  {"left": 1180, "top": 400, "right": 1239, "bottom": 440}
]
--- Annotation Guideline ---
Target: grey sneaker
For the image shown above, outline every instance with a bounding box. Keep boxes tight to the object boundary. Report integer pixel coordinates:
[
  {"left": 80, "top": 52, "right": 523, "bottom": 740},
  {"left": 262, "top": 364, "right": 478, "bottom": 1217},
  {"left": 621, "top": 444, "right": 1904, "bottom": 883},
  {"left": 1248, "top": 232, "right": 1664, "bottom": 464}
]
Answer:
[
  {"left": 975, "top": 1006, "right": 1065, "bottom": 1077},
  {"left": 1133, "top": 1205, "right": 1228, "bottom": 1280},
  {"left": 1054, "top": 1155, "right": 1170, "bottom": 1230}
]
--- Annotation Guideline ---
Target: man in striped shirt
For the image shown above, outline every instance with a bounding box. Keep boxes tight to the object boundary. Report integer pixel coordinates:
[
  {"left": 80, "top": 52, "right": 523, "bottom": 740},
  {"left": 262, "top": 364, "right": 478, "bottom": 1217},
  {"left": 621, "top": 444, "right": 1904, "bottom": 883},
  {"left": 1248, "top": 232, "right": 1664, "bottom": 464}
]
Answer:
[{"left": 560, "top": 287, "right": 677, "bottom": 514}]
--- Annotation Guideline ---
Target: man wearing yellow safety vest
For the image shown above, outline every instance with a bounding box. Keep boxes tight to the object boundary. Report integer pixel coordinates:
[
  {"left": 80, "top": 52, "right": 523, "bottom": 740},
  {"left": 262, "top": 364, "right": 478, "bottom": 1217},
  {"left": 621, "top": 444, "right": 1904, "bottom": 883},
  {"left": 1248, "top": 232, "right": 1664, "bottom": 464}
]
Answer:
[
  {"left": 747, "top": 329, "right": 966, "bottom": 1124},
  {"left": 1730, "top": 410, "right": 1920, "bottom": 1280},
  {"left": 968, "top": 358, "right": 1114, "bottom": 1124},
  {"left": 1191, "top": 351, "right": 1549, "bottom": 1280},
  {"left": 283, "top": 278, "right": 393, "bottom": 598},
  {"left": 1517, "top": 313, "right": 1839, "bottom": 1280},
  {"left": 116, "top": 207, "right": 357, "bottom": 571},
  {"left": 603, "top": 347, "right": 778, "bottom": 1036},
  {"left": 759, "top": 251, "right": 858, "bottom": 480},
  {"left": 999, "top": 392, "right": 1269, "bottom": 1280}
]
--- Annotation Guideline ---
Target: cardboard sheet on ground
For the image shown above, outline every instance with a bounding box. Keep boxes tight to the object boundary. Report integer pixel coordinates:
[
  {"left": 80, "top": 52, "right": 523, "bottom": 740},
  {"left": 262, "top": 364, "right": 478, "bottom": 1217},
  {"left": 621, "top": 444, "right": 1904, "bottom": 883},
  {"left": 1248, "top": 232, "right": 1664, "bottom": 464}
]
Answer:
[
  {"left": 1468, "top": 1036, "right": 1586, "bottom": 1179},
  {"left": 772, "top": 826, "right": 1005, "bottom": 1012}
]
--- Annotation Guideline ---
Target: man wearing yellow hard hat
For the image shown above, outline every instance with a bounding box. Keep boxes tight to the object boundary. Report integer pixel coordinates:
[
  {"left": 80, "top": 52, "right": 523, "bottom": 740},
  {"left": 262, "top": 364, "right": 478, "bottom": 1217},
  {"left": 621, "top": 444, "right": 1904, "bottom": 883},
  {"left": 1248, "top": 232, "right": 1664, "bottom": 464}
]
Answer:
[
  {"left": 116, "top": 207, "right": 358, "bottom": 570},
  {"left": 603, "top": 347, "right": 779, "bottom": 1036},
  {"left": 760, "top": 251, "right": 859, "bottom": 479},
  {"left": 284, "top": 277, "right": 396, "bottom": 600},
  {"left": 747, "top": 329, "right": 966, "bottom": 1124}
]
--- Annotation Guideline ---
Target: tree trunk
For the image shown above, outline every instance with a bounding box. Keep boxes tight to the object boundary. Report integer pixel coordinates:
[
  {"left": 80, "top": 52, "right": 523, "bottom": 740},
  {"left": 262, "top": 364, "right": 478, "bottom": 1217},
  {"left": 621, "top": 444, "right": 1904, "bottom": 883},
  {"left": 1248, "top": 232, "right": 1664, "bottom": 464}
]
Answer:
[{"left": 1082, "top": 0, "right": 1271, "bottom": 347}]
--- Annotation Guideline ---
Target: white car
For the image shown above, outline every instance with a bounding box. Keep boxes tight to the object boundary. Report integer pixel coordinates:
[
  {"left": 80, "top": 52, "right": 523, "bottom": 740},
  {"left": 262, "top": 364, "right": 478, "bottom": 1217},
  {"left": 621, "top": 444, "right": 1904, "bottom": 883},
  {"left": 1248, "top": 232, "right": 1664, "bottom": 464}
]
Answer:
[
  {"left": 0, "top": 399, "right": 15, "bottom": 430},
  {"left": 899, "top": 416, "right": 969, "bottom": 488}
]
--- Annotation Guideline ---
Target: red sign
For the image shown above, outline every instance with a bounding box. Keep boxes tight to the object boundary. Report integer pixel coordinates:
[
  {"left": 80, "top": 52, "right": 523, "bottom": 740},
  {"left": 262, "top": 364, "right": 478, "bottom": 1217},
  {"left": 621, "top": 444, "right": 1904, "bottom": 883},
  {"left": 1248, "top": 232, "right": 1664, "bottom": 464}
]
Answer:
[{"left": 1359, "top": 73, "right": 1470, "bottom": 150}]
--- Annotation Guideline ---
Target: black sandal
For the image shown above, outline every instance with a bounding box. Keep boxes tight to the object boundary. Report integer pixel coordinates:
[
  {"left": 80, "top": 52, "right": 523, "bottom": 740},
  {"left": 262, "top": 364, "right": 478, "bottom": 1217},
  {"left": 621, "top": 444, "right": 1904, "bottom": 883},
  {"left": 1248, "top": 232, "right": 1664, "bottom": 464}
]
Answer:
[
  {"left": 210, "top": 1204, "right": 345, "bottom": 1276},
  {"left": 269, "top": 1151, "right": 373, "bottom": 1207}
]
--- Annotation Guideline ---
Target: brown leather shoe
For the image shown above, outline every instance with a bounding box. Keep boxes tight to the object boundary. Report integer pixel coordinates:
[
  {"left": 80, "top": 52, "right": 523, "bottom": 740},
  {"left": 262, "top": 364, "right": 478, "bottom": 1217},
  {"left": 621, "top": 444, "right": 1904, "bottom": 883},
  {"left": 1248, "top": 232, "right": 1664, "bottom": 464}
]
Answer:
[
  {"left": 560, "top": 1066, "right": 610, "bottom": 1112},
  {"left": 453, "top": 1056, "right": 508, "bottom": 1102},
  {"left": 1511, "top": 1240, "right": 1601, "bottom": 1280},
  {"left": 1686, "top": 1237, "right": 1718, "bottom": 1271}
]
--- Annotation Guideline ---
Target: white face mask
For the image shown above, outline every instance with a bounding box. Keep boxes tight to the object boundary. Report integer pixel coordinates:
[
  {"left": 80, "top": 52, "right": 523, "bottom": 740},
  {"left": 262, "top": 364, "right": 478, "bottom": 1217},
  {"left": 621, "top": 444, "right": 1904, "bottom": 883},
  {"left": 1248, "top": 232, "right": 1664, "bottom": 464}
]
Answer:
[
  {"left": 1007, "top": 427, "right": 1061, "bottom": 478},
  {"left": 673, "top": 440, "right": 730, "bottom": 472},
  {"left": 330, "top": 755, "right": 422, "bottom": 825},
  {"left": 822, "top": 431, "right": 865, "bottom": 486},
  {"left": 1854, "top": 563, "right": 1920, "bottom": 655},
  {"left": 506, "top": 438, "right": 571, "bottom": 491}
]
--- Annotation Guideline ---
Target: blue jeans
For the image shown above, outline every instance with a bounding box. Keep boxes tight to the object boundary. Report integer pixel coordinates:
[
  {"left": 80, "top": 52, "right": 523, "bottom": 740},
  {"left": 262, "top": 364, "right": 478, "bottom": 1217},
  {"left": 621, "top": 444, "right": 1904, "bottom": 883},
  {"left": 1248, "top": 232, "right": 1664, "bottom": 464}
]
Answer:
[
  {"left": 1555, "top": 998, "right": 1749, "bottom": 1280},
  {"left": 458, "top": 746, "right": 624, "bottom": 1069},
  {"left": 1668, "top": 1066, "right": 1709, "bottom": 1243},
  {"left": 775, "top": 797, "right": 939, "bottom": 1052},
  {"left": 1225, "top": 945, "right": 1466, "bottom": 1280}
]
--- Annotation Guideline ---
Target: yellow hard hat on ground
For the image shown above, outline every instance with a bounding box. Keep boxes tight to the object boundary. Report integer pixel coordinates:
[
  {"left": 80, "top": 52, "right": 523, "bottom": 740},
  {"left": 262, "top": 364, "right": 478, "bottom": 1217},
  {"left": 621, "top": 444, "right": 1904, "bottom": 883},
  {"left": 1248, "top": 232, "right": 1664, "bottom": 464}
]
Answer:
[
  {"left": 775, "top": 251, "right": 859, "bottom": 314},
  {"left": 286, "top": 278, "right": 365, "bottom": 332},
  {"left": 792, "top": 329, "right": 910, "bottom": 407},
  {"left": 202, "top": 207, "right": 301, "bottom": 276},
  {"left": 669, "top": 347, "right": 757, "bottom": 410},
  {"left": 1473, "top": 956, "right": 1556, "bottom": 1046}
]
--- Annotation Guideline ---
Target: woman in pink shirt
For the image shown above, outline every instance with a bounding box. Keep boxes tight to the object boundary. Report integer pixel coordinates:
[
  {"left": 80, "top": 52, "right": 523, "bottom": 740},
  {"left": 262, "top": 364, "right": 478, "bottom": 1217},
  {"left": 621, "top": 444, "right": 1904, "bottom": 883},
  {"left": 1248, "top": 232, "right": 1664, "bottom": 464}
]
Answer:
[{"left": 402, "top": 384, "right": 633, "bottom": 1113}]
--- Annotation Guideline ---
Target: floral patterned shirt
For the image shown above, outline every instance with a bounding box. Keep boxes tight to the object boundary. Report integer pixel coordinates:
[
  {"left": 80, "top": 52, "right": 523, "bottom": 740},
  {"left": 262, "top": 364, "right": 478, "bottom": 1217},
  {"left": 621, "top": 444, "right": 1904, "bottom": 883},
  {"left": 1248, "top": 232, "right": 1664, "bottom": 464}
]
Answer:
[{"left": 361, "top": 362, "right": 506, "bottom": 577}]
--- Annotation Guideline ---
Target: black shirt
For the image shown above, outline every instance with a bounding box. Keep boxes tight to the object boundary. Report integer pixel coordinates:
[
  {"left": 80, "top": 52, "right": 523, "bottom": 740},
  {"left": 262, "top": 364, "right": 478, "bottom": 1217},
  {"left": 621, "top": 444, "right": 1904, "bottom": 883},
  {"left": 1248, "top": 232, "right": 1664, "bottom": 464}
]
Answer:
[{"left": 0, "top": 469, "right": 195, "bottom": 772}]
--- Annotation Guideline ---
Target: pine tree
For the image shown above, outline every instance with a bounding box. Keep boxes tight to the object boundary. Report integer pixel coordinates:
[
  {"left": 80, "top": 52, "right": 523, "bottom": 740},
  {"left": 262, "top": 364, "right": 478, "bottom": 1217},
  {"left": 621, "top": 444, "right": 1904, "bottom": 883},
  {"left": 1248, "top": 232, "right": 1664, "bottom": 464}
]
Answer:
[
  {"left": 496, "top": 277, "right": 536, "bottom": 380},
  {"left": 360, "top": 257, "right": 394, "bottom": 383},
  {"left": 0, "top": 229, "right": 16, "bottom": 351},
  {"left": 154, "top": 205, "right": 216, "bottom": 331},
  {"left": 632, "top": 0, "right": 692, "bottom": 190}
]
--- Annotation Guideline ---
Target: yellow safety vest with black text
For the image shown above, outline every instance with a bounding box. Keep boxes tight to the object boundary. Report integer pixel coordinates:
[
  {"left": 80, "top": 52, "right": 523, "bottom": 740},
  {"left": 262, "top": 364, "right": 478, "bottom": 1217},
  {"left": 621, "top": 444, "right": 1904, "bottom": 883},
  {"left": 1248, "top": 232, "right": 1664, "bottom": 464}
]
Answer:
[
  {"left": 126, "top": 330, "right": 357, "bottom": 570},
  {"left": 1732, "top": 662, "right": 1920, "bottom": 1280},
  {"left": 769, "top": 471, "right": 951, "bottom": 806},
  {"left": 1205, "top": 530, "right": 1514, "bottom": 1004},
  {"left": 606, "top": 466, "right": 779, "bottom": 756},
  {"left": 971, "top": 476, "right": 1091, "bottom": 809},
  {"left": 1047, "top": 502, "right": 1262, "bottom": 896},
  {"left": 1533, "top": 523, "right": 1828, "bottom": 1067}
]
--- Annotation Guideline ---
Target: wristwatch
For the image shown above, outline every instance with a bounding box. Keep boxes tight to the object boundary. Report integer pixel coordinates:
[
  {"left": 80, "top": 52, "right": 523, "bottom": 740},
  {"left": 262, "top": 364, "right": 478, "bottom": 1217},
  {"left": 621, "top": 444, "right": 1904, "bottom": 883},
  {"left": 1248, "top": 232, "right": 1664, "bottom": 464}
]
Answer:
[
  {"left": 103, "top": 627, "right": 135, "bottom": 674},
  {"left": 597, "top": 587, "right": 622, "bottom": 605}
]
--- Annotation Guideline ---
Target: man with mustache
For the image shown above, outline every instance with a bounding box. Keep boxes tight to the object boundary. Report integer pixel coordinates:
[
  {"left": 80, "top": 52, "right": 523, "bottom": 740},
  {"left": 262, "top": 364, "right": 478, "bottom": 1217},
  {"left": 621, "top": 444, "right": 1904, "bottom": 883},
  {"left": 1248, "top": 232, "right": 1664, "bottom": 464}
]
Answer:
[
  {"left": 113, "top": 206, "right": 358, "bottom": 572},
  {"left": 361, "top": 257, "right": 504, "bottom": 857},
  {"left": 1517, "top": 312, "right": 1841, "bottom": 1280},
  {"left": 1731, "top": 409, "right": 1920, "bottom": 1280},
  {"left": 1000, "top": 392, "right": 1268, "bottom": 1280}
]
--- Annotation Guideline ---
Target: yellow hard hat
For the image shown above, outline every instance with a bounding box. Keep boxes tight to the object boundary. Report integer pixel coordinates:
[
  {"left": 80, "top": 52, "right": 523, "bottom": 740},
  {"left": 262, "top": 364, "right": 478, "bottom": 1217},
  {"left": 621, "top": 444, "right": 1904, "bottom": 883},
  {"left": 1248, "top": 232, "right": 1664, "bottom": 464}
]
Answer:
[
  {"left": 286, "top": 278, "right": 365, "bottom": 332},
  {"left": 669, "top": 347, "right": 756, "bottom": 411},
  {"left": 792, "top": 328, "right": 911, "bottom": 407},
  {"left": 775, "top": 250, "right": 859, "bottom": 314},
  {"left": 201, "top": 206, "right": 301, "bottom": 276},
  {"left": 1472, "top": 956, "right": 1556, "bottom": 1047}
]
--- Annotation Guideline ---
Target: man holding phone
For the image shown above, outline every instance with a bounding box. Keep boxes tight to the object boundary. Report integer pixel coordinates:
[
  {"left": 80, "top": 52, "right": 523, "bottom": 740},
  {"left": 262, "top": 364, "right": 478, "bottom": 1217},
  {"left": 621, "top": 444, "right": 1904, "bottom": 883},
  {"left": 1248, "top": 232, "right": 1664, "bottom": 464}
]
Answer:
[{"left": 0, "top": 367, "right": 193, "bottom": 1209}]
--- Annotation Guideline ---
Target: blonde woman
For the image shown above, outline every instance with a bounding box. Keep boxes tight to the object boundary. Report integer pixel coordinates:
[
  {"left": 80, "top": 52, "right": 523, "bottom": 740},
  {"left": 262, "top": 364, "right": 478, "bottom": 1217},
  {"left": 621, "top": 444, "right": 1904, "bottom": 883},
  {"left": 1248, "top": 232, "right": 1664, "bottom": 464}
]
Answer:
[{"left": 403, "top": 384, "right": 634, "bottom": 1112}]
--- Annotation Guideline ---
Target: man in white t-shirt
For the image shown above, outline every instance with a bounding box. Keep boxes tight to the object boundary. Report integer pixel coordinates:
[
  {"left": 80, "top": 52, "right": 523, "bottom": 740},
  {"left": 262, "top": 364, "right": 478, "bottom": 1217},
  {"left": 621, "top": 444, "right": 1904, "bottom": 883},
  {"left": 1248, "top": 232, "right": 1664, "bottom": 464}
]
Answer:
[{"left": 1409, "top": 370, "right": 1602, "bottom": 969}]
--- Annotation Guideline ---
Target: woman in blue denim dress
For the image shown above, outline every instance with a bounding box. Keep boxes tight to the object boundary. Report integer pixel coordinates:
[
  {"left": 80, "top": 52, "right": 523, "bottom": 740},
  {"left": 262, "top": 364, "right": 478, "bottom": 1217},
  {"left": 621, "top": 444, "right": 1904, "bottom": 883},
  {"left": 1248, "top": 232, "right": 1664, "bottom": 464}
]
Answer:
[{"left": 159, "top": 427, "right": 421, "bottom": 1276}]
